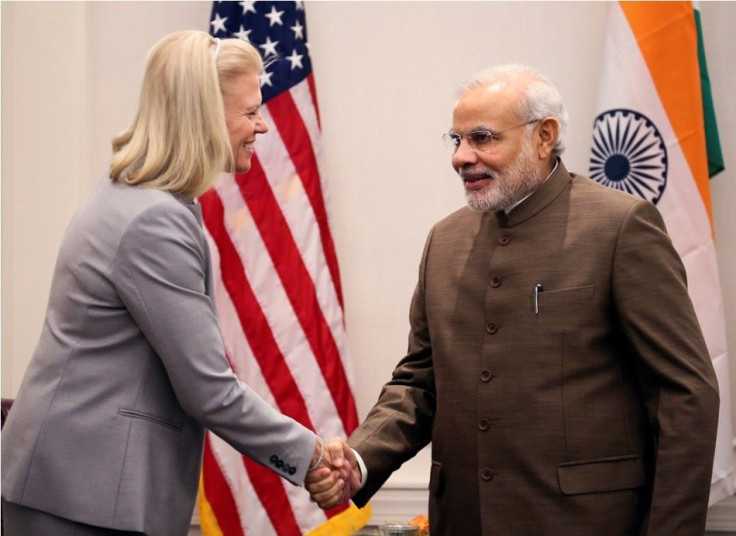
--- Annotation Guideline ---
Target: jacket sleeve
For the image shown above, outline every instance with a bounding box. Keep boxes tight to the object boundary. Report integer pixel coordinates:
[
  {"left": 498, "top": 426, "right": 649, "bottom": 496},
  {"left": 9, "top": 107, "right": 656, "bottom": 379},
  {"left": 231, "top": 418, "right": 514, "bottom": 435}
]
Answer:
[
  {"left": 612, "top": 199, "right": 719, "bottom": 534},
  {"left": 113, "top": 201, "right": 317, "bottom": 485},
  {"left": 349, "top": 227, "right": 437, "bottom": 507}
]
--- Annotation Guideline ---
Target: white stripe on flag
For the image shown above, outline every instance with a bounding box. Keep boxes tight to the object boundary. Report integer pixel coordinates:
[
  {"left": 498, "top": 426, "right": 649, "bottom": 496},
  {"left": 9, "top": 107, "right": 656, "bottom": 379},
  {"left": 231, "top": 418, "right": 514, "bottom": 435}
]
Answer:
[
  {"left": 289, "top": 81, "right": 329, "bottom": 203},
  {"left": 209, "top": 432, "right": 278, "bottom": 536},
  {"left": 595, "top": 2, "right": 733, "bottom": 505},
  {"left": 204, "top": 224, "right": 277, "bottom": 405},
  {"left": 210, "top": 175, "right": 348, "bottom": 440},
  {"left": 207, "top": 223, "right": 333, "bottom": 533},
  {"left": 257, "top": 100, "right": 351, "bottom": 361},
  {"left": 202, "top": 2, "right": 363, "bottom": 533}
]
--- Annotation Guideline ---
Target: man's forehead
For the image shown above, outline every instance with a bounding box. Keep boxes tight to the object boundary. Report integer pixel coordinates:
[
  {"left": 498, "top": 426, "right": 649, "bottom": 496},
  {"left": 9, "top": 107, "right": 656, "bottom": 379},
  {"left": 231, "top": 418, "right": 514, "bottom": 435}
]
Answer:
[
  {"left": 453, "top": 85, "right": 520, "bottom": 125},
  {"left": 458, "top": 82, "right": 519, "bottom": 105}
]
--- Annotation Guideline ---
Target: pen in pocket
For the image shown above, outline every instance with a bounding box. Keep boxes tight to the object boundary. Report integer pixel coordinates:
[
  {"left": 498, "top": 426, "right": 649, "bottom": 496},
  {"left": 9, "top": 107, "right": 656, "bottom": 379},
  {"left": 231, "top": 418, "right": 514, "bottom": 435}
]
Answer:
[{"left": 534, "top": 284, "right": 544, "bottom": 314}]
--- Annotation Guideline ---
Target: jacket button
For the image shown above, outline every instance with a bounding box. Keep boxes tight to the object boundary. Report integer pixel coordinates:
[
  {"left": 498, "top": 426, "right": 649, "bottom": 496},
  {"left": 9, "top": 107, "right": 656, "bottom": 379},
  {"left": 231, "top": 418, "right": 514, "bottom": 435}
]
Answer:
[
  {"left": 480, "top": 370, "right": 495, "bottom": 382},
  {"left": 478, "top": 418, "right": 490, "bottom": 431},
  {"left": 498, "top": 235, "right": 511, "bottom": 246},
  {"left": 480, "top": 468, "right": 494, "bottom": 481},
  {"left": 490, "top": 275, "right": 502, "bottom": 288},
  {"left": 486, "top": 322, "right": 498, "bottom": 334}
]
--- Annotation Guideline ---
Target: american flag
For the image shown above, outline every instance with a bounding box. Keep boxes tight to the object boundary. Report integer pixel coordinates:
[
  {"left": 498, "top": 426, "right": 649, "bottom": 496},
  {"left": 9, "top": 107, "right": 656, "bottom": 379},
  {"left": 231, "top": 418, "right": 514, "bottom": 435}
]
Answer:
[{"left": 198, "top": 2, "right": 368, "bottom": 534}]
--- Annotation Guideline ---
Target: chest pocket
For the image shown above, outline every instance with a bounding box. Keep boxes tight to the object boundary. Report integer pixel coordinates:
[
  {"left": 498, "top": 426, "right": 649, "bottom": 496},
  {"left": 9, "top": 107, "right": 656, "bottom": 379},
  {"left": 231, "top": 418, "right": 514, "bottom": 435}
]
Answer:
[
  {"left": 534, "top": 284, "right": 595, "bottom": 322},
  {"left": 537, "top": 284, "right": 594, "bottom": 310}
]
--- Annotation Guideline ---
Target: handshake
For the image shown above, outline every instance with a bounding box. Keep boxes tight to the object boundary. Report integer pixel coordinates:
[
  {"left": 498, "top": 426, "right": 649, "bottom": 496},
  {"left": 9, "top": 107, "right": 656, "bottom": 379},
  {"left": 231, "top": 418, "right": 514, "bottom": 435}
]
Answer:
[{"left": 305, "top": 437, "right": 363, "bottom": 509}]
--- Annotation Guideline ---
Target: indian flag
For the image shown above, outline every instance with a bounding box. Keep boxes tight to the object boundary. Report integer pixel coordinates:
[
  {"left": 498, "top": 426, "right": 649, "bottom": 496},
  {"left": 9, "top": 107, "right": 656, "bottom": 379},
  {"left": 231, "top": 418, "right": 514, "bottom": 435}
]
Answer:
[{"left": 589, "top": 1, "right": 732, "bottom": 504}]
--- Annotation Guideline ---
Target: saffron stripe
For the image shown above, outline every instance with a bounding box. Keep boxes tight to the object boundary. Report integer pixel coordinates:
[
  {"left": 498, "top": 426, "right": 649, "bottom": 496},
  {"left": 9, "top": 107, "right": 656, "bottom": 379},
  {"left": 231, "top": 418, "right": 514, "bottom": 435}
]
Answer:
[
  {"left": 594, "top": 2, "right": 732, "bottom": 505},
  {"left": 621, "top": 1, "right": 712, "bottom": 218}
]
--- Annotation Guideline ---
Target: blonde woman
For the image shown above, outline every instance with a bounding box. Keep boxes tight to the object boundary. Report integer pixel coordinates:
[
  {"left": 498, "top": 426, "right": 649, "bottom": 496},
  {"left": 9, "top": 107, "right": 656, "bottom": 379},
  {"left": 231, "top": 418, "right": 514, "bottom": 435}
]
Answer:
[{"left": 1, "top": 31, "right": 347, "bottom": 536}]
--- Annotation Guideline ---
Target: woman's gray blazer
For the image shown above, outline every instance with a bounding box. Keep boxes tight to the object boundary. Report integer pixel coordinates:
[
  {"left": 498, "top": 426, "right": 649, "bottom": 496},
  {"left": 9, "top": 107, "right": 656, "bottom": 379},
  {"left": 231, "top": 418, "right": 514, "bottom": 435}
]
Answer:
[{"left": 2, "top": 178, "right": 317, "bottom": 536}]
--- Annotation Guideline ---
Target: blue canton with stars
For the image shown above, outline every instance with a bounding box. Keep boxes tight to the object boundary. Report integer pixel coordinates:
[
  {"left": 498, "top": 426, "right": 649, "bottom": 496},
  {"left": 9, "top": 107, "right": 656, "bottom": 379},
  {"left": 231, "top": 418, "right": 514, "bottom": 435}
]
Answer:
[{"left": 210, "top": 1, "right": 312, "bottom": 103}]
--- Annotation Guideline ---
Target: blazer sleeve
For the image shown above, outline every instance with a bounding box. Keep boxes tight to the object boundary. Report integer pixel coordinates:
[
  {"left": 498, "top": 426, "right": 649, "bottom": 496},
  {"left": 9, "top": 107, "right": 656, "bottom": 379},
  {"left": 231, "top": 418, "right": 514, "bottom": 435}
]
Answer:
[
  {"left": 112, "top": 201, "right": 316, "bottom": 485},
  {"left": 612, "top": 199, "right": 719, "bottom": 534}
]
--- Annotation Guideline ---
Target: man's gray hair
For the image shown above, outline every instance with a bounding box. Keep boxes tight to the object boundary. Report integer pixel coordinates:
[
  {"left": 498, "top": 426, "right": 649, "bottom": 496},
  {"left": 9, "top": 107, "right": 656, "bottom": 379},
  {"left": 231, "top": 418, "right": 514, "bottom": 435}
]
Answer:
[{"left": 458, "top": 63, "right": 568, "bottom": 158}]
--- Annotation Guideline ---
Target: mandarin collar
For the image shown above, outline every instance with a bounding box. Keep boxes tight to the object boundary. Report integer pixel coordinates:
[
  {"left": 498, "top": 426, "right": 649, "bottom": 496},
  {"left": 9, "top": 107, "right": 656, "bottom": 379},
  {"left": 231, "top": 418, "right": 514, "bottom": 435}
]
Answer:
[{"left": 494, "top": 160, "right": 572, "bottom": 228}]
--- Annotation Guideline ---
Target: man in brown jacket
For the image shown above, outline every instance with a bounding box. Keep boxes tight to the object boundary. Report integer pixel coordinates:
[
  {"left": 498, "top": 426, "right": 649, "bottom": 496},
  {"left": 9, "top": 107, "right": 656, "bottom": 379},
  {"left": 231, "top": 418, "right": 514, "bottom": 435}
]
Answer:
[{"left": 307, "top": 64, "right": 720, "bottom": 535}]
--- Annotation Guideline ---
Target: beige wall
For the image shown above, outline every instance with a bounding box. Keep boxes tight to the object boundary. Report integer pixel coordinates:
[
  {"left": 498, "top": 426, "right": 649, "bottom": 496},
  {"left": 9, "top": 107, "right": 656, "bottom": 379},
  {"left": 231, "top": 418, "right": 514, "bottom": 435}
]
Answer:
[{"left": 3, "top": 0, "right": 736, "bottom": 516}]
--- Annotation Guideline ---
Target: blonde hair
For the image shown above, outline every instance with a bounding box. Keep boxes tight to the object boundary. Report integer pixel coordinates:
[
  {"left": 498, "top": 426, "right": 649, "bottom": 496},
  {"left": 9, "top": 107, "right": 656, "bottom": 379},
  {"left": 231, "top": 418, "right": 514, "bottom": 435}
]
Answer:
[{"left": 110, "top": 31, "right": 264, "bottom": 198}]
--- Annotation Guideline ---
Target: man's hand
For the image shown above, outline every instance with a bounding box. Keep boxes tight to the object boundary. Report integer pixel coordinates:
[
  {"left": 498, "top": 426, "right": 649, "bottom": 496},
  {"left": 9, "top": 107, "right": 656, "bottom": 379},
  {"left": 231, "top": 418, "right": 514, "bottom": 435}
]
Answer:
[{"left": 305, "top": 437, "right": 363, "bottom": 509}]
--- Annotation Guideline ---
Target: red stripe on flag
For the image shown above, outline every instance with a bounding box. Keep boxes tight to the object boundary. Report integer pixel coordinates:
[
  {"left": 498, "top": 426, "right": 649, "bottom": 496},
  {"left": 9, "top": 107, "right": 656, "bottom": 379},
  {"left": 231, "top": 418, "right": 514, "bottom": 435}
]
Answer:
[
  {"left": 202, "top": 435, "right": 245, "bottom": 536},
  {"left": 200, "top": 188, "right": 315, "bottom": 427},
  {"left": 266, "top": 89, "right": 345, "bottom": 310},
  {"left": 307, "top": 73, "right": 322, "bottom": 128},
  {"left": 242, "top": 457, "right": 304, "bottom": 536},
  {"left": 204, "top": 4, "right": 362, "bottom": 534},
  {"left": 201, "top": 182, "right": 353, "bottom": 532},
  {"left": 235, "top": 158, "right": 359, "bottom": 433}
]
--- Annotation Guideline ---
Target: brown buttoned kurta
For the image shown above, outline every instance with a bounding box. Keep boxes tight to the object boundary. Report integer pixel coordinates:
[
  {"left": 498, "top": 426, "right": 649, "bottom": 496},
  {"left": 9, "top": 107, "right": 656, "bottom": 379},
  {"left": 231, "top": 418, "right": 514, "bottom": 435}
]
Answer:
[{"left": 349, "top": 161, "right": 719, "bottom": 535}]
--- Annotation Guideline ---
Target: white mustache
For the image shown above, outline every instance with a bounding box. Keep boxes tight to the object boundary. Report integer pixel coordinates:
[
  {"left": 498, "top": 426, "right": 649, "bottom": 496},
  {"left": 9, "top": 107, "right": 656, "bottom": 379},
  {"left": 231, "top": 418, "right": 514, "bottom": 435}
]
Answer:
[{"left": 459, "top": 167, "right": 495, "bottom": 181}]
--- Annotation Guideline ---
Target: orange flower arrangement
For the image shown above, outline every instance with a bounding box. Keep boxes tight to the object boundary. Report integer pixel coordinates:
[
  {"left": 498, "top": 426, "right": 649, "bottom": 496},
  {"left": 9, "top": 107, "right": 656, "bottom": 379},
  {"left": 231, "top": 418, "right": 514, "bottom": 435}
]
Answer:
[{"left": 408, "top": 514, "right": 429, "bottom": 535}]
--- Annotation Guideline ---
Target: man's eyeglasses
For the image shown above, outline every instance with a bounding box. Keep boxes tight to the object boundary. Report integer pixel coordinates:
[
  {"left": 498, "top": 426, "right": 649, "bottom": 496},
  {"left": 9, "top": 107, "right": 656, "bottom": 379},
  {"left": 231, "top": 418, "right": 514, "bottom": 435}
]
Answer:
[{"left": 442, "top": 119, "right": 540, "bottom": 153}]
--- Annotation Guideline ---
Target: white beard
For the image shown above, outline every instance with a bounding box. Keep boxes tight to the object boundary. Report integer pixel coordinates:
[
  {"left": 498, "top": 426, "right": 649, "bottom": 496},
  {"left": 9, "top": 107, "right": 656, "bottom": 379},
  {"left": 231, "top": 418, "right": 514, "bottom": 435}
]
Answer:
[{"left": 465, "top": 137, "right": 545, "bottom": 213}]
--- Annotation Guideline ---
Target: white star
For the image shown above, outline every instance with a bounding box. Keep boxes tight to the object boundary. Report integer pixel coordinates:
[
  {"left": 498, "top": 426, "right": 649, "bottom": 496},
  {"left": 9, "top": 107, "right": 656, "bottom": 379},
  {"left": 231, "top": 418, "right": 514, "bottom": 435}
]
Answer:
[
  {"left": 260, "top": 70, "right": 274, "bottom": 87},
  {"left": 210, "top": 13, "right": 228, "bottom": 34},
  {"left": 239, "top": 1, "right": 256, "bottom": 14},
  {"left": 233, "top": 25, "right": 251, "bottom": 42},
  {"left": 295, "top": 1, "right": 304, "bottom": 10},
  {"left": 259, "top": 37, "right": 279, "bottom": 57},
  {"left": 286, "top": 49, "right": 303, "bottom": 70},
  {"left": 291, "top": 20, "right": 305, "bottom": 40},
  {"left": 264, "top": 5, "right": 285, "bottom": 27}
]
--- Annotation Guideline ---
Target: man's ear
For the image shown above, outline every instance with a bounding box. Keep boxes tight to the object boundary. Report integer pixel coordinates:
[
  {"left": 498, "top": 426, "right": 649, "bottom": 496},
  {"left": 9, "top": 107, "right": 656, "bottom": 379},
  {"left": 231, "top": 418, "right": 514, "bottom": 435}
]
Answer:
[{"left": 536, "top": 117, "right": 559, "bottom": 160}]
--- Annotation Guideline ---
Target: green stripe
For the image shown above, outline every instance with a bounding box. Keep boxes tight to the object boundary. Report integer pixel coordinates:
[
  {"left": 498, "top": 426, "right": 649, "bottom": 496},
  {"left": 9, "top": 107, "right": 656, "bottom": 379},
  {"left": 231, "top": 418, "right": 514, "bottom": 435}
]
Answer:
[{"left": 694, "top": 7, "right": 725, "bottom": 178}]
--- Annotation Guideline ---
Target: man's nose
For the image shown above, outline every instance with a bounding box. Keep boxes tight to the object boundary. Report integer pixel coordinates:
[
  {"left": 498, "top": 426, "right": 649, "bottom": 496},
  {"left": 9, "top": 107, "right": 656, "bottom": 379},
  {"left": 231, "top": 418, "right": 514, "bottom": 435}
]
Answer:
[{"left": 452, "top": 140, "right": 479, "bottom": 167}]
